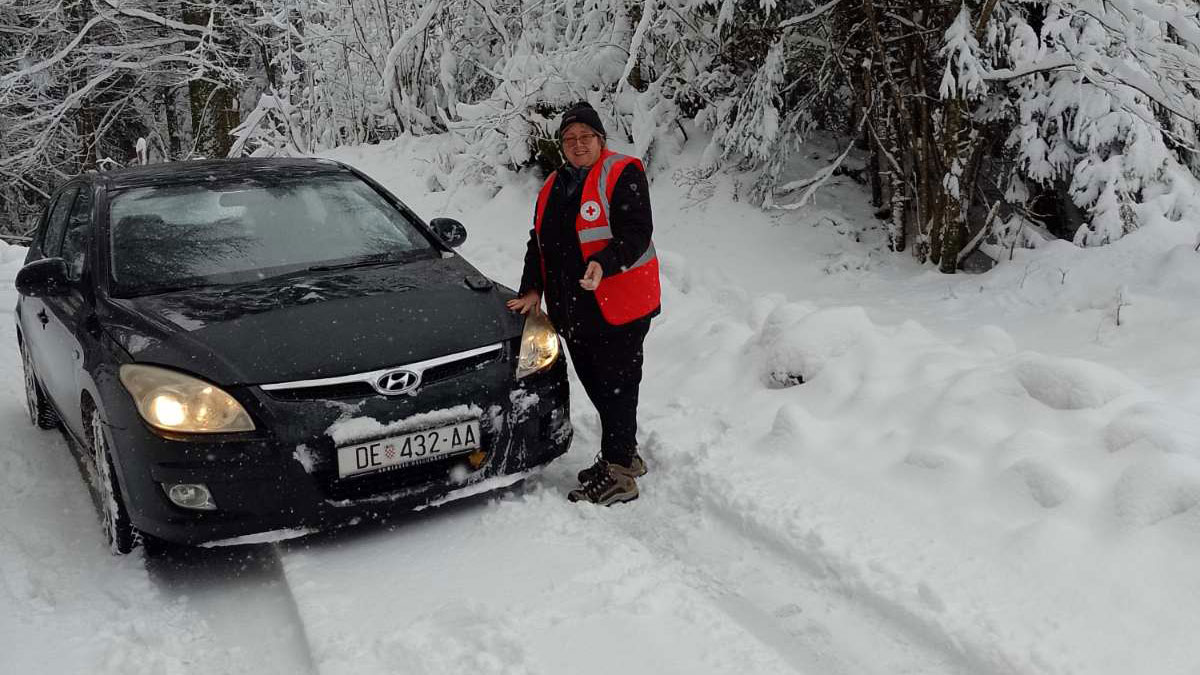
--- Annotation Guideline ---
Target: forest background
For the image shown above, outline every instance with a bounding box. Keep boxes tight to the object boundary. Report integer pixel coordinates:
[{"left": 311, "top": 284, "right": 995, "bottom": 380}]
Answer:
[{"left": 2, "top": 0, "right": 1199, "bottom": 272}]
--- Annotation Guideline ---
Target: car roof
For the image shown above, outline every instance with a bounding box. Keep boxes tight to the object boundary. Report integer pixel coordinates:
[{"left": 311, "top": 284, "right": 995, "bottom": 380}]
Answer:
[{"left": 96, "top": 157, "right": 353, "bottom": 190}]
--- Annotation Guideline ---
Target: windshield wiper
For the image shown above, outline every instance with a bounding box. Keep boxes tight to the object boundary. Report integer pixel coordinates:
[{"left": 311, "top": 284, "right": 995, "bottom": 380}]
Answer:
[
  {"left": 307, "top": 253, "right": 413, "bottom": 272},
  {"left": 124, "top": 282, "right": 207, "bottom": 297}
]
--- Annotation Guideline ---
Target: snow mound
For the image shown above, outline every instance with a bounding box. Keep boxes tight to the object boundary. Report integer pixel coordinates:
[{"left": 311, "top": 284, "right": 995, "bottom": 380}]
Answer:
[
  {"left": 962, "top": 325, "right": 1017, "bottom": 357},
  {"left": 1113, "top": 455, "right": 1200, "bottom": 528},
  {"left": 1007, "top": 458, "right": 1074, "bottom": 509},
  {"left": 1010, "top": 353, "right": 1138, "bottom": 410},
  {"left": 1105, "top": 404, "right": 1200, "bottom": 457},
  {"left": 753, "top": 304, "right": 877, "bottom": 386},
  {"left": 1151, "top": 245, "right": 1200, "bottom": 294},
  {"left": 763, "top": 403, "right": 818, "bottom": 454}
]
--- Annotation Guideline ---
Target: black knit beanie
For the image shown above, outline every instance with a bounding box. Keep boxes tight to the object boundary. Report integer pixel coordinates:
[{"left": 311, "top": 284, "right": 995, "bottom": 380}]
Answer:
[{"left": 558, "top": 102, "right": 606, "bottom": 140}]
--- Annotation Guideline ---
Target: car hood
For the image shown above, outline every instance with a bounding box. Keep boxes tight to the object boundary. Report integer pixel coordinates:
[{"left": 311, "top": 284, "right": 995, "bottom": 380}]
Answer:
[{"left": 101, "top": 255, "right": 524, "bottom": 385}]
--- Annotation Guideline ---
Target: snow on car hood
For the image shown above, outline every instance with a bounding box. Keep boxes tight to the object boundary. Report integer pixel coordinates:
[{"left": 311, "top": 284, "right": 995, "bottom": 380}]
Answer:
[{"left": 101, "top": 255, "right": 522, "bottom": 385}]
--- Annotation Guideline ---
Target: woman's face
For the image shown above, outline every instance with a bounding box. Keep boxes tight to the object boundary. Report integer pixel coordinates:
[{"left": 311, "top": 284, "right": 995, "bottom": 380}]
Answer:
[{"left": 561, "top": 123, "right": 604, "bottom": 169}]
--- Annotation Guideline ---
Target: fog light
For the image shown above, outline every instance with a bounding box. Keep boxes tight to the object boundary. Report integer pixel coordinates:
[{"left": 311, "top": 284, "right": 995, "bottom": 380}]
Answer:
[{"left": 164, "top": 483, "right": 217, "bottom": 511}]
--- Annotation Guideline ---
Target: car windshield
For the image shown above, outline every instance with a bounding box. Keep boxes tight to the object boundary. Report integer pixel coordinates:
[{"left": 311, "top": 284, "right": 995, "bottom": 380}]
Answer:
[{"left": 107, "top": 172, "right": 434, "bottom": 296}]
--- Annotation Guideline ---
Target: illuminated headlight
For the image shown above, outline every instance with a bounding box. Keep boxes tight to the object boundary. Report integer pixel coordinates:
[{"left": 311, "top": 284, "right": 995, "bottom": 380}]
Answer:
[
  {"left": 516, "top": 311, "right": 561, "bottom": 378},
  {"left": 119, "top": 364, "right": 255, "bottom": 433}
]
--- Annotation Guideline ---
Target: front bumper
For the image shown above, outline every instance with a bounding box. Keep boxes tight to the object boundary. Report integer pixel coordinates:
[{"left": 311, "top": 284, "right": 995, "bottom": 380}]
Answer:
[{"left": 100, "top": 349, "right": 571, "bottom": 545}]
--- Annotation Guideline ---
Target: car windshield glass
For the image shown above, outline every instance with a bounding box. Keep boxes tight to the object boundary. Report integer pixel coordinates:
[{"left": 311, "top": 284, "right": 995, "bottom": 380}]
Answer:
[{"left": 107, "top": 173, "right": 434, "bottom": 296}]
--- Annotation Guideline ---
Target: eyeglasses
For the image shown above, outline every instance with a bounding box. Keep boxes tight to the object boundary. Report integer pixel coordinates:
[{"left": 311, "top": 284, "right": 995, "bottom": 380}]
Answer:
[{"left": 561, "top": 132, "right": 599, "bottom": 146}]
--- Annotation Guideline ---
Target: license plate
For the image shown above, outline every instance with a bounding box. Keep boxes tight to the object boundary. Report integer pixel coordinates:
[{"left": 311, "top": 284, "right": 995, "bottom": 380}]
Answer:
[{"left": 336, "top": 419, "right": 481, "bottom": 479}]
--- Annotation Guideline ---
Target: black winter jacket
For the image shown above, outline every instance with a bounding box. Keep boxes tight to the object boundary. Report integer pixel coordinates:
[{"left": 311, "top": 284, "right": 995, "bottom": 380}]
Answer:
[{"left": 519, "top": 161, "right": 658, "bottom": 338}]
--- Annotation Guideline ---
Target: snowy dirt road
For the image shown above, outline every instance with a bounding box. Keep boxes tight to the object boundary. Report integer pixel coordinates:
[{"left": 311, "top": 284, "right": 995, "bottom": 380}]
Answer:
[{"left": 267, "top": 424, "right": 973, "bottom": 675}]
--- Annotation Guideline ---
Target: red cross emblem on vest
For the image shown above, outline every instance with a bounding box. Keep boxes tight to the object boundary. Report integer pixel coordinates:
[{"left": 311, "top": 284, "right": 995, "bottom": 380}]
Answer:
[{"left": 580, "top": 200, "right": 601, "bottom": 222}]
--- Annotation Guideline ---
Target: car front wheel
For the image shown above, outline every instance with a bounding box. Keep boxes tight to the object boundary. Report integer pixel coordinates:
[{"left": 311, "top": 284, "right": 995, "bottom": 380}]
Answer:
[
  {"left": 87, "top": 407, "right": 136, "bottom": 555},
  {"left": 20, "top": 339, "right": 58, "bottom": 430}
]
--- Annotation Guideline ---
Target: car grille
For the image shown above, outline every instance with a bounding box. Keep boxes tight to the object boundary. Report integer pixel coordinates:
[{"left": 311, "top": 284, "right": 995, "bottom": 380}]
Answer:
[
  {"left": 267, "top": 382, "right": 375, "bottom": 401},
  {"left": 261, "top": 342, "right": 510, "bottom": 401},
  {"left": 422, "top": 349, "right": 499, "bottom": 386}
]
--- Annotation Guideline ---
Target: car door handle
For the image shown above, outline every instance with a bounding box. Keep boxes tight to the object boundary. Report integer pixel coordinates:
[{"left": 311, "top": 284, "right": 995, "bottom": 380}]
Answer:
[{"left": 36, "top": 310, "right": 48, "bottom": 326}]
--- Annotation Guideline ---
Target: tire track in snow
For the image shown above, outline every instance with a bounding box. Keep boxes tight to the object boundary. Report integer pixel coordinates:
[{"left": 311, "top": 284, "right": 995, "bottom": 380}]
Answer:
[
  {"left": 618, "top": 500, "right": 969, "bottom": 675},
  {"left": 639, "top": 493, "right": 978, "bottom": 674},
  {"left": 567, "top": 417, "right": 971, "bottom": 675},
  {"left": 36, "top": 423, "right": 321, "bottom": 674},
  {"left": 144, "top": 544, "right": 319, "bottom": 675},
  {"left": 272, "top": 484, "right": 822, "bottom": 675},
  {"left": 628, "top": 415, "right": 1055, "bottom": 675}
]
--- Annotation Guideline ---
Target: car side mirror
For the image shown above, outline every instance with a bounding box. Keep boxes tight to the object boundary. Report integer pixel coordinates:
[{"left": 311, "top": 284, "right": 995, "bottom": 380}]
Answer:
[
  {"left": 16, "top": 258, "right": 71, "bottom": 298},
  {"left": 429, "top": 218, "right": 467, "bottom": 248}
]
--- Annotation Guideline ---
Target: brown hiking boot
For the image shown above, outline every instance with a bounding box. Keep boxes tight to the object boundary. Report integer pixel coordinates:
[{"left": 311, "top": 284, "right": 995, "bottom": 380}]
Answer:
[
  {"left": 567, "top": 462, "right": 639, "bottom": 506},
  {"left": 577, "top": 453, "right": 647, "bottom": 485}
]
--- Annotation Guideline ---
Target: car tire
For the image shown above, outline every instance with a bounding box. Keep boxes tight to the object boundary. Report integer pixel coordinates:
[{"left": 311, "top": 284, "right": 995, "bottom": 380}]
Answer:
[
  {"left": 20, "top": 340, "right": 59, "bottom": 430},
  {"left": 87, "top": 406, "right": 136, "bottom": 555}
]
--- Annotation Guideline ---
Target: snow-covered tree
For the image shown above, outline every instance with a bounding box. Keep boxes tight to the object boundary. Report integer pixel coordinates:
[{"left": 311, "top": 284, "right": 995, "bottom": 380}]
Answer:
[
  {"left": 4, "top": 0, "right": 1197, "bottom": 267},
  {"left": 0, "top": 0, "right": 245, "bottom": 233},
  {"left": 1006, "top": 0, "right": 1200, "bottom": 247}
]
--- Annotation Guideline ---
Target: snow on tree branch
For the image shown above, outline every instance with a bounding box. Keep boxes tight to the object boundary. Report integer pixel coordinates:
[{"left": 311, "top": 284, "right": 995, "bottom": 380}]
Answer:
[{"left": 939, "top": 4, "right": 988, "bottom": 100}]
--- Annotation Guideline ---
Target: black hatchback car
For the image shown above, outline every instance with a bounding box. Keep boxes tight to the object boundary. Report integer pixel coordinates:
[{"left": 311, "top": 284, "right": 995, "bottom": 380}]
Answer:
[{"left": 15, "top": 158, "right": 572, "bottom": 554}]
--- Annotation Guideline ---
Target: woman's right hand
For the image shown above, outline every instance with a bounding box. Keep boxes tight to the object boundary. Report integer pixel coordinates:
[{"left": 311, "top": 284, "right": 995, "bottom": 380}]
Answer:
[{"left": 506, "top": 290, "right": 541, "bottom": 315}]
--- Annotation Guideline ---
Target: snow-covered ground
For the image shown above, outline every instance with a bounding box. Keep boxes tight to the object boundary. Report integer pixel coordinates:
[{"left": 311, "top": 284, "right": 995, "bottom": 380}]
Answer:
[{"left": 4, "top": 132, "right": 1200, "bottom": 674}]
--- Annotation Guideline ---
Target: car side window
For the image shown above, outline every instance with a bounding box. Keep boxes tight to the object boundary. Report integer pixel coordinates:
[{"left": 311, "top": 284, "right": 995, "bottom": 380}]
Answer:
[
  {"left": 41, "top": 185, "right": 78, "bottom": 258},
  {"left": 60, "top": 185, "right": 93, "bottom": 280}
]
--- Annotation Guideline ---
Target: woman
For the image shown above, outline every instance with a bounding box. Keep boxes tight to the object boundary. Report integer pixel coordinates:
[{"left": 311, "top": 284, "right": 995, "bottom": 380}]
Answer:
[{"left": 507, "top": 101, "right": 661, "bottom": 506}]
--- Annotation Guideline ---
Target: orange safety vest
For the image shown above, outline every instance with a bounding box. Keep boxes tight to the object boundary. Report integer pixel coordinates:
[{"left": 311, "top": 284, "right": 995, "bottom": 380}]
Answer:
[{"left": 534, "top": 150, "right": 661, "bottom": 326}]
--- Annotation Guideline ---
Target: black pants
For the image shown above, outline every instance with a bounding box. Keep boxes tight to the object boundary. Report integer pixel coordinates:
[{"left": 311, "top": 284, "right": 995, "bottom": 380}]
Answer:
[{"left": 563, "top": 318, "right": 650, "bottom": 468}]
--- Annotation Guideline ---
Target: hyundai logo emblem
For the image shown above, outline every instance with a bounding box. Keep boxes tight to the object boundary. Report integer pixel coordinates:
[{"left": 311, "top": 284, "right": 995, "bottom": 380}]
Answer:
[{"left": 374, "top": 369, "right": 420, "bottom": 395}]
